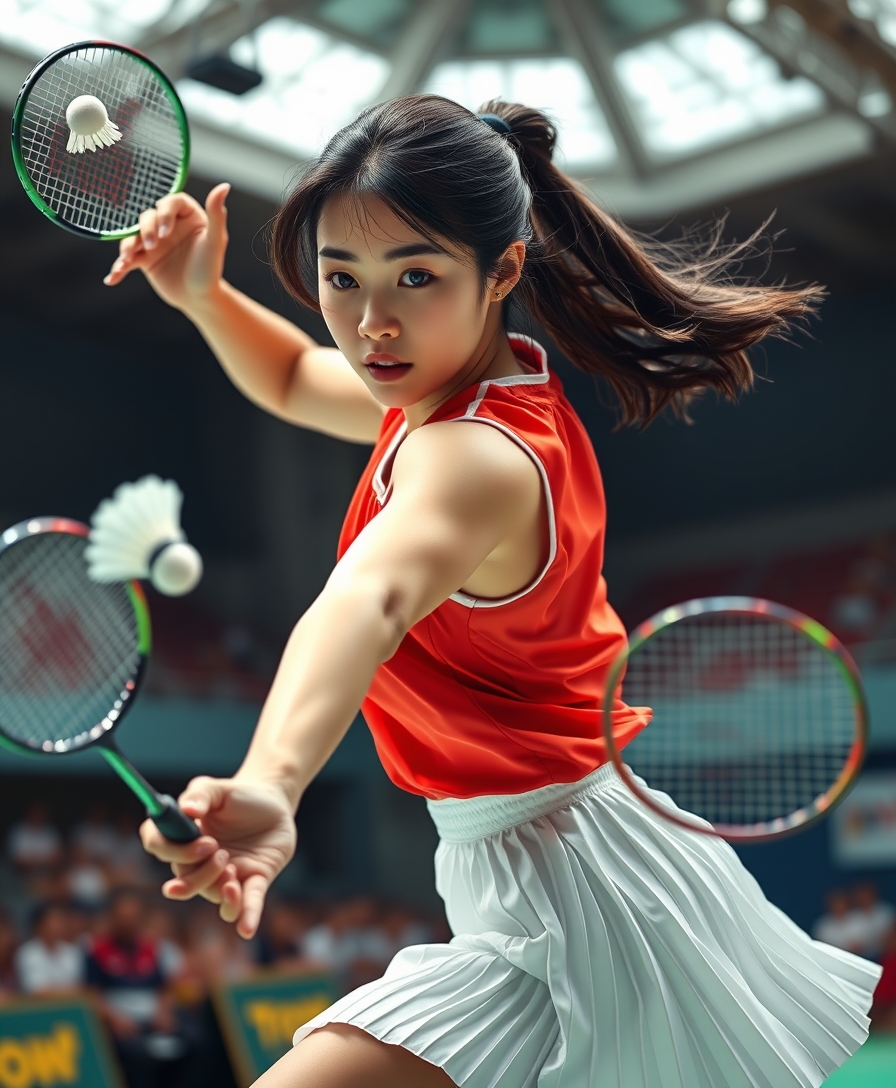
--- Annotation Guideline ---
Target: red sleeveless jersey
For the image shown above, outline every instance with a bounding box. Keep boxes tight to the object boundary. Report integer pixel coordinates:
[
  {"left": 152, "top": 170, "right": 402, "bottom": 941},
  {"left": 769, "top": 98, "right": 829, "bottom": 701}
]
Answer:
[{"left": 337, "top": 335, "right": 651, "bottom": 799}]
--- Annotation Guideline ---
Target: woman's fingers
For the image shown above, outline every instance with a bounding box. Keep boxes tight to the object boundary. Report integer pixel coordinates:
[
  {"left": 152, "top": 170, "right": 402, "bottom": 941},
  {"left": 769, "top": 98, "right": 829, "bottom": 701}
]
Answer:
[
  {"left": 217, "top": 867, "right": 242, "bottom": 923},
  {"left": 139, "top": 818, "right": 218, "bottom": 865},
  {"left": 162, "top": 847, "right": 231, "bottom": 900},
  {"left": 154, "top": 190, "right": 198, "bottom": 239},
  {"left": 204, "top": 182, "right": 230, "bottom": 248},
  {"left": 236, "top": 873, "right": 270, "bottom": 939},
  {"left": 177, "top": 775, "right": 232, "bottom": 820},
  {"left": 104, "top": 234, "right": 144, "bottom": 285},
  {"left": 138, "top": 206, "right": 159, "bottom": 250},
  {"left": 103, "top": 186, "right": 216, "bottom": 287}
]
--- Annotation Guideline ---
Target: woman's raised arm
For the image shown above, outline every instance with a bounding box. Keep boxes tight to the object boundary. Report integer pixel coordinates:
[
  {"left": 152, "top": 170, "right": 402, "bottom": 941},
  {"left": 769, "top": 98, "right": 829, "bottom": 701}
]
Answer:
[{"left": 104, "top": 183, "right": 385, "bottom": 443}]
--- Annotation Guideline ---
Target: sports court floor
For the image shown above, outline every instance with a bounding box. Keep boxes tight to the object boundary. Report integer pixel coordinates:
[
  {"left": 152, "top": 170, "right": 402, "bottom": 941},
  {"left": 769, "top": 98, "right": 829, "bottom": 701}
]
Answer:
[{"left": 824, "top": 1035, "right": 896, "bottom": 1086}]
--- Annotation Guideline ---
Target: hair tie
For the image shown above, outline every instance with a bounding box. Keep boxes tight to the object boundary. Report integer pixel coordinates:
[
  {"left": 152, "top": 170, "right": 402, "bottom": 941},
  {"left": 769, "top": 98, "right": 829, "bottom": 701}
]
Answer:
[{"left": 478, "top": 113, "right": 511, "bottom": 136}]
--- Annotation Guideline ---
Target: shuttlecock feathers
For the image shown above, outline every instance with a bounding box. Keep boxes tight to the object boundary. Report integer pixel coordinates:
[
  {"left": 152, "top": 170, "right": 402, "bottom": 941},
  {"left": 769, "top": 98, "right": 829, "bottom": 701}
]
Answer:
[{"left": 85, "top": 475, "right": 203, "bottom": 596}]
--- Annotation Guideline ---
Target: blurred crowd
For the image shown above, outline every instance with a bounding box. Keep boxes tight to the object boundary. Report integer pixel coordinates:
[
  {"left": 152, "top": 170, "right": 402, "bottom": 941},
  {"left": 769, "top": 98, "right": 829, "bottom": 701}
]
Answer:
[
  {"left": 0, "top": 801, "right": 448, "bottom": 1088},
  {"left": 829, "top": 532, "right": 896, "bottom": 644},
  {"left": 812, "top": 880, "right": 896, "bottom": 1031}
]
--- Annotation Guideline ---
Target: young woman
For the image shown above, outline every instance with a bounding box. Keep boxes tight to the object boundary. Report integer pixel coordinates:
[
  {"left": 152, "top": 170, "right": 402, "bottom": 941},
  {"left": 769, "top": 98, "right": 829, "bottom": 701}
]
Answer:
[{"left": 111, "top": 96, "right": 882, "bottom": 1088}]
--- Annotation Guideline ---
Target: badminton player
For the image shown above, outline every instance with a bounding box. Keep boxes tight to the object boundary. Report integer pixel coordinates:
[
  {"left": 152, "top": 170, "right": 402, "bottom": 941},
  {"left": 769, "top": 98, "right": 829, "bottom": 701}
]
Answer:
[{"left": 109, "top": 97, "right": 882, "bottom": 1087}]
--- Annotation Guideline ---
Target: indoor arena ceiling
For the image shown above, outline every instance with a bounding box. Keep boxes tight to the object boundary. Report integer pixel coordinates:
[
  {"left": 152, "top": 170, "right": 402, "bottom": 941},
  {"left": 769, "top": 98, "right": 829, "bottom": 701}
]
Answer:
[{"left": 2, "top": 0, "right": 896, "bottom": 217}]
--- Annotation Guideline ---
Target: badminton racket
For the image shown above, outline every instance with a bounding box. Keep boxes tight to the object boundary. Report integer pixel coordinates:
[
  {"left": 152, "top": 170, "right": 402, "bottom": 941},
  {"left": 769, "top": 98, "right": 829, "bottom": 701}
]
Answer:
[
  {"left": 602, "top": 596, "right": 868, "bottom": 843},
  {"left": 11, "top": 41, "right": 189, "bottom": 239},
  {"left": 0, "top": 517, "right": 199, "bottom": 842}
]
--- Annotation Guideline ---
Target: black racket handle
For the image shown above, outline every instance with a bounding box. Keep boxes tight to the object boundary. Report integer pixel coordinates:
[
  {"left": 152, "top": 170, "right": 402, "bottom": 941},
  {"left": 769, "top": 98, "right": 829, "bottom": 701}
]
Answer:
[{"left": 152, "top": 794, "right": 201, "bottom": 843}]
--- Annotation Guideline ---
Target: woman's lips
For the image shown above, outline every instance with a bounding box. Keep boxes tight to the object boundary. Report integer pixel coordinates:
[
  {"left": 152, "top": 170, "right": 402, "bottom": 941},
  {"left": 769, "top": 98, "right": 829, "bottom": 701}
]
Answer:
[{"left": 364, "top": 354, "right": 412, "bottom": 382}]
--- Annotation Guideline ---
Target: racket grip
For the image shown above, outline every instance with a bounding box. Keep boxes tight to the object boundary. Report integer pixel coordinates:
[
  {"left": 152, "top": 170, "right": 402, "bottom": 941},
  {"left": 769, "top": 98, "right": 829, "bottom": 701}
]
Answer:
[{"left": 152, "top": 795, "right": 201, "bottom": 843}]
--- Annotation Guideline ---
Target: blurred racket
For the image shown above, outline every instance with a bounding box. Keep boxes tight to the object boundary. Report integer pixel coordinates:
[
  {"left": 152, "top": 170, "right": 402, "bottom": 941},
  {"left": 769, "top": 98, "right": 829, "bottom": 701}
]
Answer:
[
  {"left": 11, "top": 41, "right": 189, "bottom": 239},
  {"left": 0, "top": 517, "right": 199, "bottom": 842},
  {"left": 603, "top": 596, "right": 868, "bottom": 843}
]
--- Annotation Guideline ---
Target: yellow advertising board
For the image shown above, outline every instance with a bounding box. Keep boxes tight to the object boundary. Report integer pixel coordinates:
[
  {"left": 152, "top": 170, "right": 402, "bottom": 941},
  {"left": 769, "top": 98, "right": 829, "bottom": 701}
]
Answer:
[
  {"left": 213, "top": 968, "right": 337, "bottom": 1086},
  {"left": 0, "top": 996, "right": 122, "bottom": 1088}
]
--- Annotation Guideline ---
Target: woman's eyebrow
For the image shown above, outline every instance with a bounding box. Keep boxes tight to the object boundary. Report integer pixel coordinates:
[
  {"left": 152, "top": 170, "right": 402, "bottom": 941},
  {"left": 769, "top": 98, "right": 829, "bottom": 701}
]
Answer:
[{"left": 318, "top": 242, "right": 449, "bottom": 262}]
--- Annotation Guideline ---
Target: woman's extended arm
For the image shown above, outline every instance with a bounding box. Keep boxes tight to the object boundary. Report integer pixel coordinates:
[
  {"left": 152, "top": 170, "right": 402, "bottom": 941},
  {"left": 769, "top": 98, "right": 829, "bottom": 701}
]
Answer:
[{"left": 139, "top": 420, "right": 543, "bottom": 937}]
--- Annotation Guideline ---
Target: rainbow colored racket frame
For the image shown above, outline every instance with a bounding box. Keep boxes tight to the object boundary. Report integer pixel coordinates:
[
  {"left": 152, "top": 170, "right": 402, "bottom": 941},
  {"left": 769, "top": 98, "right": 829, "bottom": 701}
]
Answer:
[
  {"left": 602, "top": 596, "right": 869, "bottom": 843},
  {"left": 11, "top": 40, "right": 190, "bottom": 239}
]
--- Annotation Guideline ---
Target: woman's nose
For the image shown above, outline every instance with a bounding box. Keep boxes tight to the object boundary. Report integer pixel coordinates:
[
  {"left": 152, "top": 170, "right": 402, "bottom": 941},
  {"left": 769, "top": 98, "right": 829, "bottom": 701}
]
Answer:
[{"left": 358, "top": 302, "right": 400, "bottom": 341}]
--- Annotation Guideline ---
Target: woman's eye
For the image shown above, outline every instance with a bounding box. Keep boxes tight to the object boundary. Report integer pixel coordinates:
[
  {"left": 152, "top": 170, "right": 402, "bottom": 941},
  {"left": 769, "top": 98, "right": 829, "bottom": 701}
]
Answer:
[
  {"left": 327, "top": 271, "right": 357, "bottom": 290},
  {"left": 400, "top": 270, "right": 432, "bottom": 288}
]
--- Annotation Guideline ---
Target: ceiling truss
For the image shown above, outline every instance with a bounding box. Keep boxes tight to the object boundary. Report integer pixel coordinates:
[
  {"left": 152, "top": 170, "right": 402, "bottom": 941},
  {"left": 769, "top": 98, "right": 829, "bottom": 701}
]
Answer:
[{"left": 0, "top": 0, "right": 894, "bottom": 215}]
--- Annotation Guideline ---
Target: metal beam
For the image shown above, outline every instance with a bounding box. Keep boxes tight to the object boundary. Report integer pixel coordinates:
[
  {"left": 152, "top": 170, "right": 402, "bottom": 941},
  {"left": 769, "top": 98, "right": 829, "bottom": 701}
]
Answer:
[
  {"left": 136, "top": 0, "right": 319, "bottom": 80},
  {"left": 374, "top": 0, "right": 477, "bottom": 102},
  {"left": 707, "top": 0, "right": 896, "bottom": 142},
  {"left": 552, "top": 0, "right": 653, "bottom": 180}
]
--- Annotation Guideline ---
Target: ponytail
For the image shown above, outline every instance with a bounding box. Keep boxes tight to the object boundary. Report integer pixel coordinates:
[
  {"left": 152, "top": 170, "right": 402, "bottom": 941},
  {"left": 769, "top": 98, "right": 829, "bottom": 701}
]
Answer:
[
  {"left": 481, "top": 98, "right": 824, "bottom": 426},
  {"left": 271, "top": 94, "right": 825, "bottom": 428}
]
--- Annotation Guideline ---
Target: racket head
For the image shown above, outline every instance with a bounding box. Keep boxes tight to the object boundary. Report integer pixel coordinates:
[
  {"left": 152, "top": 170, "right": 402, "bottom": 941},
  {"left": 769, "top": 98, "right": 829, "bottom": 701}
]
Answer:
[
  {"left": 603, "top": 596, "right": 869, "bottom": 843},
  {"left": 0, "top": 517, "right": 151, "bottom": 756},
  {"left": 11, "top": 40, "right": 190, "bottom": 240}
]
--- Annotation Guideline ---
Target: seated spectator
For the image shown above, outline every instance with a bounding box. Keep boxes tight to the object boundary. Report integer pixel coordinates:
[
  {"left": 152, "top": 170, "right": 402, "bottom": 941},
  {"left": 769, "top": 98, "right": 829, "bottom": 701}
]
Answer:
[
  {"left": 378, "top": 905, "right": 434, "bottom": 962},
  {"left": 301, "top": 896, "right": 385, "bottom": 991},
  {"left": 85, "top": 888, "right": 198, "bottom": 1088},
  {"left": 811, "top": 888, "right": 866, "bottom": 954},
  {"left": 7, "top": 804, "right": 63, "bottom": 875},
  {"left": 71, "top": 803, "right": 118, "bottom": 863},
  {"left": 66, "top": 842, "right": 110, "bottom": 910},
  {"left": 144, "top": 905, "right": 187, "bottom": 985},
  {"left": 256, "top": 899, "right": 312, "bottom": 970},
  {"left": 848, "top": 882, "right": 896, "bottom": 962},
  {"left": 870, "top": 921, "right": 896, "bottom": 1033},
  {"left": 14, "top": 901, "right": 84, "bottom": 997},
  {"left": 186, "top": 906, "right": 255, "bottom": 990},
  {"left": 0, "top": 908, "right": 19, "bottom": 1004},
  {"left": 107, "top": 813, "right": 154, "bottom": 888},
  {"left": 831, "top": 534, "right": 896, "bottom": 638},
  {"left": 831, "top": 575, "right": 879, "bottom": 634}
]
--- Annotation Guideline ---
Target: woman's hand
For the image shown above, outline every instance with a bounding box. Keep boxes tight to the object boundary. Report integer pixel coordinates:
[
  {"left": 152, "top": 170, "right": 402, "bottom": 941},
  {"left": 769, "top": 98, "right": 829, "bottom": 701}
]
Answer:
[
  {"left": 103, "top": 182, "right": 231, "bottom": 313},
  {"left": 140, "top": 775, "right": 298, "bottom": 940}
]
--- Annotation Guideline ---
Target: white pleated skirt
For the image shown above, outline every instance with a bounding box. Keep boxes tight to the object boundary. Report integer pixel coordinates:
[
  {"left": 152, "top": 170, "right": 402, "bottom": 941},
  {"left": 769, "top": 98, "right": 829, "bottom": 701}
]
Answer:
[{"left": 292, "top": 762, "right": 882, "bottom": 1088}]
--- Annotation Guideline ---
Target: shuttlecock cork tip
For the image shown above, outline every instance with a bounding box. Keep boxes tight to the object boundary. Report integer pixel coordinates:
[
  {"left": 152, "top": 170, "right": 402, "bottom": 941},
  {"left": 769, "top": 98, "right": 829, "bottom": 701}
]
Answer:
[{"left": 150, "top": 542, "right": 203, "bottom": 596}]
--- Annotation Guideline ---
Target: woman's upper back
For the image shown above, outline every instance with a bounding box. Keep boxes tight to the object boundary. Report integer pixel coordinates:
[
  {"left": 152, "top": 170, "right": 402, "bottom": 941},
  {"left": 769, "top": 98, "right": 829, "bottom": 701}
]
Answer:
[{"left": 338, "top": 335, "right": 650, "bottom": 800}]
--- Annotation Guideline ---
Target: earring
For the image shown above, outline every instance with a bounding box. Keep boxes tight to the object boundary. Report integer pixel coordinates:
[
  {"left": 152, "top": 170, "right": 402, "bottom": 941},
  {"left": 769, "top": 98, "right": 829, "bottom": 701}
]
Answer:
[{"left": 495, "top": 290, "right": 503, "bottom": 299}]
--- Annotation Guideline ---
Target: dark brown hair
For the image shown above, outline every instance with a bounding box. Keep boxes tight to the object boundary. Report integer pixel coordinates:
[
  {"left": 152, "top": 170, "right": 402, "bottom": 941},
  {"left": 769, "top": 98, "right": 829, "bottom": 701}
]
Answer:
[{"left": 271, "top": 94, "right": 825, "bottom": 427}]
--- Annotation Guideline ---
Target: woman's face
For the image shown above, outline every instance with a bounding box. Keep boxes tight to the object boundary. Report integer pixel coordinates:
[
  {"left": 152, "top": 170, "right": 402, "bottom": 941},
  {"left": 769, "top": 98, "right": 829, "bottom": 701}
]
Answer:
[{"left": 317, "top": 194, "right": 510, "bottom": 419}]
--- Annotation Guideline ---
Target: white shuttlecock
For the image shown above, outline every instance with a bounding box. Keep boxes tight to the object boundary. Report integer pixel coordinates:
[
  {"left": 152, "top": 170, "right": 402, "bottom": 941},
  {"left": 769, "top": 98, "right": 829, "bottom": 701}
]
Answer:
[
  {"left": 85, "top": 475, "right": 203, "bottom": 597},
  {"left": 65, "top": 94, "right": 122, "bottom": 154}
]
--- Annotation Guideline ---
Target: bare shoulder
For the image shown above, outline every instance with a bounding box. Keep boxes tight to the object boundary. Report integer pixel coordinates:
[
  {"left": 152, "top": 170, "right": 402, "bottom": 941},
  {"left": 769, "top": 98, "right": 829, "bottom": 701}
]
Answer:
[{"left": 391, "top": 418, "right": 542, "bottom": 515}]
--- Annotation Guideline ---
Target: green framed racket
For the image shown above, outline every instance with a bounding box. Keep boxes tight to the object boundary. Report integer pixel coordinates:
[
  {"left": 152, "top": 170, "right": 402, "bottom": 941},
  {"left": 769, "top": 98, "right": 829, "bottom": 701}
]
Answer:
[
  {"left": 0, "top": 516, "right": 199, "bottom": 842},
  {"left": 603, "top": 596, "right": 869, "bottom": 843},
  {"left": 11, "top": 40, "right": 190, "bottom": 239}
]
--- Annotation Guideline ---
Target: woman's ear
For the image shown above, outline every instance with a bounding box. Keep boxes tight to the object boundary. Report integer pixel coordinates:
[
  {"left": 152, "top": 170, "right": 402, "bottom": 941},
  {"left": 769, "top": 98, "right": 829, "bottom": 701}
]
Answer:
[{"left": 490, "top": 241, "right": 526, "bottom": 301}]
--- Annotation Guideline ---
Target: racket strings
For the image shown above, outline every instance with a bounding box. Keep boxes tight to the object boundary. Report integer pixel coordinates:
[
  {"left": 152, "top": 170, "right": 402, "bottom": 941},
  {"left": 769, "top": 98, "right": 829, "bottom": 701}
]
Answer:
[
  {"left": 620, "top": 615, "right": 856, "bottom": 827},
  {"left": 0, "top": 534, "right": 141, "bottom": 750},
  {"left": 20, "top": 45, "right": 184, "bottom": 234}
]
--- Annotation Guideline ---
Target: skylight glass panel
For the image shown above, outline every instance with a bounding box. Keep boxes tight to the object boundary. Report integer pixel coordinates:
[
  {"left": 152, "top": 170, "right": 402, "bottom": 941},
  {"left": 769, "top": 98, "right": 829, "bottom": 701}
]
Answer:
[
  {"left": 177, "top": 18, "right": 390, "bottom": 158},
  {"left": 462, "top": 0, "right": 560, "bottom": 54},
  {"left": 310, "top": 0, "right": 418, "bottom": 48},
  {"left": 596, "top": 0, "right": 689, "bottom": 42},
  {"left": 615, "top": 20, "right": 825, "bottom": 156},
  {"left": 0, "top": 0, "right": 174, "bottom": 54},
  {"left": 422, "top": 58, "right": 616, "bottom": 170}
]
